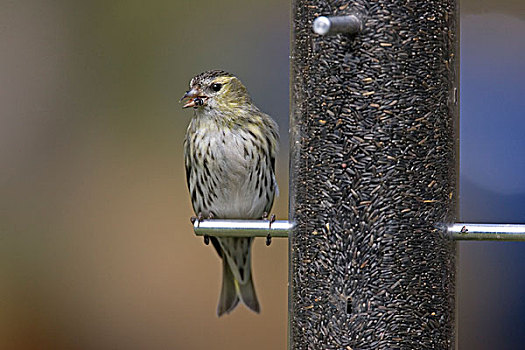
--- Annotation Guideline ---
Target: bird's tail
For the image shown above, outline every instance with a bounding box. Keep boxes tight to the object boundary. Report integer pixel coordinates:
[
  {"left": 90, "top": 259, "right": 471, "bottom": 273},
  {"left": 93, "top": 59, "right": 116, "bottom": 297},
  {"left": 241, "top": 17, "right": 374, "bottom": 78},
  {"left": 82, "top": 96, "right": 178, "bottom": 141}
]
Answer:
[
  {"left": 217, "top": 257, "right": 239, "bottom": 316},
  {"left": 217, "top": 257, "right": 260, "bottom": 316}
]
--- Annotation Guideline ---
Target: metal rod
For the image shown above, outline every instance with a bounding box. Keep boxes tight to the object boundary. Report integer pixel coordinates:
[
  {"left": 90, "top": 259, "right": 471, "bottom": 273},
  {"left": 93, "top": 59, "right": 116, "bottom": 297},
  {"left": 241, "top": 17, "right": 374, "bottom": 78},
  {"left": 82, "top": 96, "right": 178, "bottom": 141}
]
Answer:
[
  {"left": 312, "top": 15, "right": 362, "bottom": 35},
  {"left": 191, "top": 220, "right": 525, "bottom": 242},
  {"left": 192, "top": 219, "right": 293, "bottom": 238},
  {"left": 448, "top": 223, "right": 525, "bottom": 241}
]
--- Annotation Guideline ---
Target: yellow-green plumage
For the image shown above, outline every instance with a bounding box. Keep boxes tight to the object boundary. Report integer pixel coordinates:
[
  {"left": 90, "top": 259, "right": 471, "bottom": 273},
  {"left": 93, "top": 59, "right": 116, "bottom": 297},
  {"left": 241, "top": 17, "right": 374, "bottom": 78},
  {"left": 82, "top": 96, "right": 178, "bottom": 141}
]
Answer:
[{"left": 182, "top": 70, "right": 279, "bottom": 316}]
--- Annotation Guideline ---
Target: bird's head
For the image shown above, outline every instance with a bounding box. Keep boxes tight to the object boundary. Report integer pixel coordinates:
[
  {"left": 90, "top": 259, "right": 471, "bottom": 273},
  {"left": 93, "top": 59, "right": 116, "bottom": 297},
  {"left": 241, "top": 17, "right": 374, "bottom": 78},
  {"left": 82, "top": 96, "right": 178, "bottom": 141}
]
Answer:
[{"left": 181, "top": 70, "right": 252, "bottom": 112}]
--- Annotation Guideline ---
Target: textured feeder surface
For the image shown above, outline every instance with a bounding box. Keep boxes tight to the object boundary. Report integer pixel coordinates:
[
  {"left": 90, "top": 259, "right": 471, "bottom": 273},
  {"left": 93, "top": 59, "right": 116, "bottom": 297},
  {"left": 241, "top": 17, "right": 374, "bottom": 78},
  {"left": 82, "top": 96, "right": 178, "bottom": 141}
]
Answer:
[{"left": 289, "top": 0, "right": 458, "bottom": 349}]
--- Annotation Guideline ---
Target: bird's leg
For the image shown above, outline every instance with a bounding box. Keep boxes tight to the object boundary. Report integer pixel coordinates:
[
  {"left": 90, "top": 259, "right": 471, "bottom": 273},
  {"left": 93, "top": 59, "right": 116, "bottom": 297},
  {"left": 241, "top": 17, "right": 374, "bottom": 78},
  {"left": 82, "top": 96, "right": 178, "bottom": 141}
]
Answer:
[
  {"left": 201, "top": 213, "right": 216, "bottom": 245},
  {"left": 190, "top": 212, "right": 205, "bottom": 225},
  {"left": 265, "top": 214, "right": 276, "bottom": 246},
  {"left": 262, "top": 212, "right": 271, "bottom": 246},
  {"left": 191, "top": 212, "right": 210, "bottom": 245},
  {"left": 201, "top": 213, "right": 215, "bottom": 245}
]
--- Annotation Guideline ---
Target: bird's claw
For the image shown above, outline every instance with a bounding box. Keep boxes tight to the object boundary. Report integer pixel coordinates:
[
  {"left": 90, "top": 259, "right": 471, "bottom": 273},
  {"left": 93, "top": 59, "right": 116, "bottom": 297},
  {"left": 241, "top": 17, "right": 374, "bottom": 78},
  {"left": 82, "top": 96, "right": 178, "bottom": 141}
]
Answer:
[
  {"left": 191, "top": 213, "right": 205, "bottom": 227},
  {"left": 265, "top": 214, "right": 276, "bottom": 246},
  {"left": 192, "top": 213, "right": 213, "bottom": 245},
  {"left": 266, "top": 233, "right": 272, "bottom": 246},
  {"left": 262, "top": 213, "right": 276, "bottom": 225}
]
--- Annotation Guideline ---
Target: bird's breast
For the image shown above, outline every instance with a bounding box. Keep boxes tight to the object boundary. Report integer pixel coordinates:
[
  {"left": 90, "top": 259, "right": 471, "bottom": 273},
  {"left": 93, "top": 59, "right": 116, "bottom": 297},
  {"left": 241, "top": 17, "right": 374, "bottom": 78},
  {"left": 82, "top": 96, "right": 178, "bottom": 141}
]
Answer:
[{"left": 187, "top": 123, "right": 274, "bottom": 219}]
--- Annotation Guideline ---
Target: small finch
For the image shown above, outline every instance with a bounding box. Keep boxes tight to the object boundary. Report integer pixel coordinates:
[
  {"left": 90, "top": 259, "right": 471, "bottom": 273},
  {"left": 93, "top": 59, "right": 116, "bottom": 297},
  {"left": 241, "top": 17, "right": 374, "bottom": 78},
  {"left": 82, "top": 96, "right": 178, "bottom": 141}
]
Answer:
[{"left": 181, "top": 70, "right": 279, "bottom": 316}]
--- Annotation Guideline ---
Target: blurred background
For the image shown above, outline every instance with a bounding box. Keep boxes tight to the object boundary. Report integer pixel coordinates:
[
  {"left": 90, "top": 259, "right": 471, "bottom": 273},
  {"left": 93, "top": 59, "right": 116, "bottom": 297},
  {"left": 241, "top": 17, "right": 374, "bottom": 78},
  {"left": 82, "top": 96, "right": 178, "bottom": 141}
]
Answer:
[
  {"left": 458, "top": 1, "right": 525, "bottom": 349},
  {"left": 0, "top": 1, "right": 523, "bottom": 349}
]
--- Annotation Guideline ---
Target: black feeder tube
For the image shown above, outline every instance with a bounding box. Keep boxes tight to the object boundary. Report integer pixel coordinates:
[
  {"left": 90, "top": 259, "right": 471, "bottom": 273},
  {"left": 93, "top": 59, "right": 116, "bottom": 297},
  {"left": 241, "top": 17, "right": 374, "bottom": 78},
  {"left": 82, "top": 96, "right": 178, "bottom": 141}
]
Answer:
[{"left": 289, "top": 0, "right": 459, "bottom": 349}]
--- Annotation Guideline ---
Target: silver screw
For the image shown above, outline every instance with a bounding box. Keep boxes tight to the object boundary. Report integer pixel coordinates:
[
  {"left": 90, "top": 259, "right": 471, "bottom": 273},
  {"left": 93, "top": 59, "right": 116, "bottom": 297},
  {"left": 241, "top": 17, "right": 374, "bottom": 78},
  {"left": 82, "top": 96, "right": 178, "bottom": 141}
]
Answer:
[{"left": 313, "top": 15, "right": 362, "bottom": 36}]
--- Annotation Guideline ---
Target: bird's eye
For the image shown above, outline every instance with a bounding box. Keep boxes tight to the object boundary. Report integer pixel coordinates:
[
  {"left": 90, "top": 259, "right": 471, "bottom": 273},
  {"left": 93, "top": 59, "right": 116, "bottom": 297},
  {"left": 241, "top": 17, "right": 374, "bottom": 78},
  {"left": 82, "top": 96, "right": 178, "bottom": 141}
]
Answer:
[{"left": 211, "top": 83, "right": 222, "bottom": 92}]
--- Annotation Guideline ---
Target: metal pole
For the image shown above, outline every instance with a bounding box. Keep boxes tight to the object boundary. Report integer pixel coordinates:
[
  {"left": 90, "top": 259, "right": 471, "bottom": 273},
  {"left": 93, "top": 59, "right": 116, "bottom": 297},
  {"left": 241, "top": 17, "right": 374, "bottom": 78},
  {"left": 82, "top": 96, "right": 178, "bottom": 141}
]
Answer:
[
  {"left": 191, "top": 220, "right": 525, "bottom": 242},
  {"left": 313, "top": 15, "right": 362, "bottom": 36},
  {"left": 289, "top": 0, "right": 459, "bottom": 349},
  {"left": 448, "top": 223, "right": 525, "bottom": 241},
  {"left": 192, "top": 219, "right": 293, "bottom": 238}
]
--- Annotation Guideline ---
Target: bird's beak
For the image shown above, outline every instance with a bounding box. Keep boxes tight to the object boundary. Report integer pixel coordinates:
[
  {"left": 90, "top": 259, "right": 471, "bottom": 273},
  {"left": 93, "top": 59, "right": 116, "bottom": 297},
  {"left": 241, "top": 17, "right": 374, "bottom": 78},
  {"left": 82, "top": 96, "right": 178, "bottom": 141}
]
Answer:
[{"left": 180, "top": 88, "right": 205, "bottom": 109}]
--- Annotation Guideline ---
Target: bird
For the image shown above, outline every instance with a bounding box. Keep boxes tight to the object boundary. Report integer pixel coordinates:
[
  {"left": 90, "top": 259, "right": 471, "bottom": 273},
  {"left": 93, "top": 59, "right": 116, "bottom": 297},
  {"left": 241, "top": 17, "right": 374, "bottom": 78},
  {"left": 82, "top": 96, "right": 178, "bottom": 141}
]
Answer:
[{"left": 181, "top": 70, "right": 279, "bottom": 316}]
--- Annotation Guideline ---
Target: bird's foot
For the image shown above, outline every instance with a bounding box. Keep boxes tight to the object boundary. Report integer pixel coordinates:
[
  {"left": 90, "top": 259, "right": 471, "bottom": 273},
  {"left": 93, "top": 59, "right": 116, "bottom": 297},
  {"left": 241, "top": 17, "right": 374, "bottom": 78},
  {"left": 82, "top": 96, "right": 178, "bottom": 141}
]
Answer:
[
  {"left": 197, "top": 213, "right": 210, "bottom": 244},
  {"left": 262, "top": 212, "right": 276, "bottom": 224},
  {"left": 265, "top": 214, "right": 276, "bottom": 246},
  {"left": 190, "top": 212, "right": 205, "bottom": 226},
  {"left": 191, "top": 213, "right": 210, "bottom": 245},
  {"left": 266, "top": 233, "right": 272, "bottom": 246}
]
